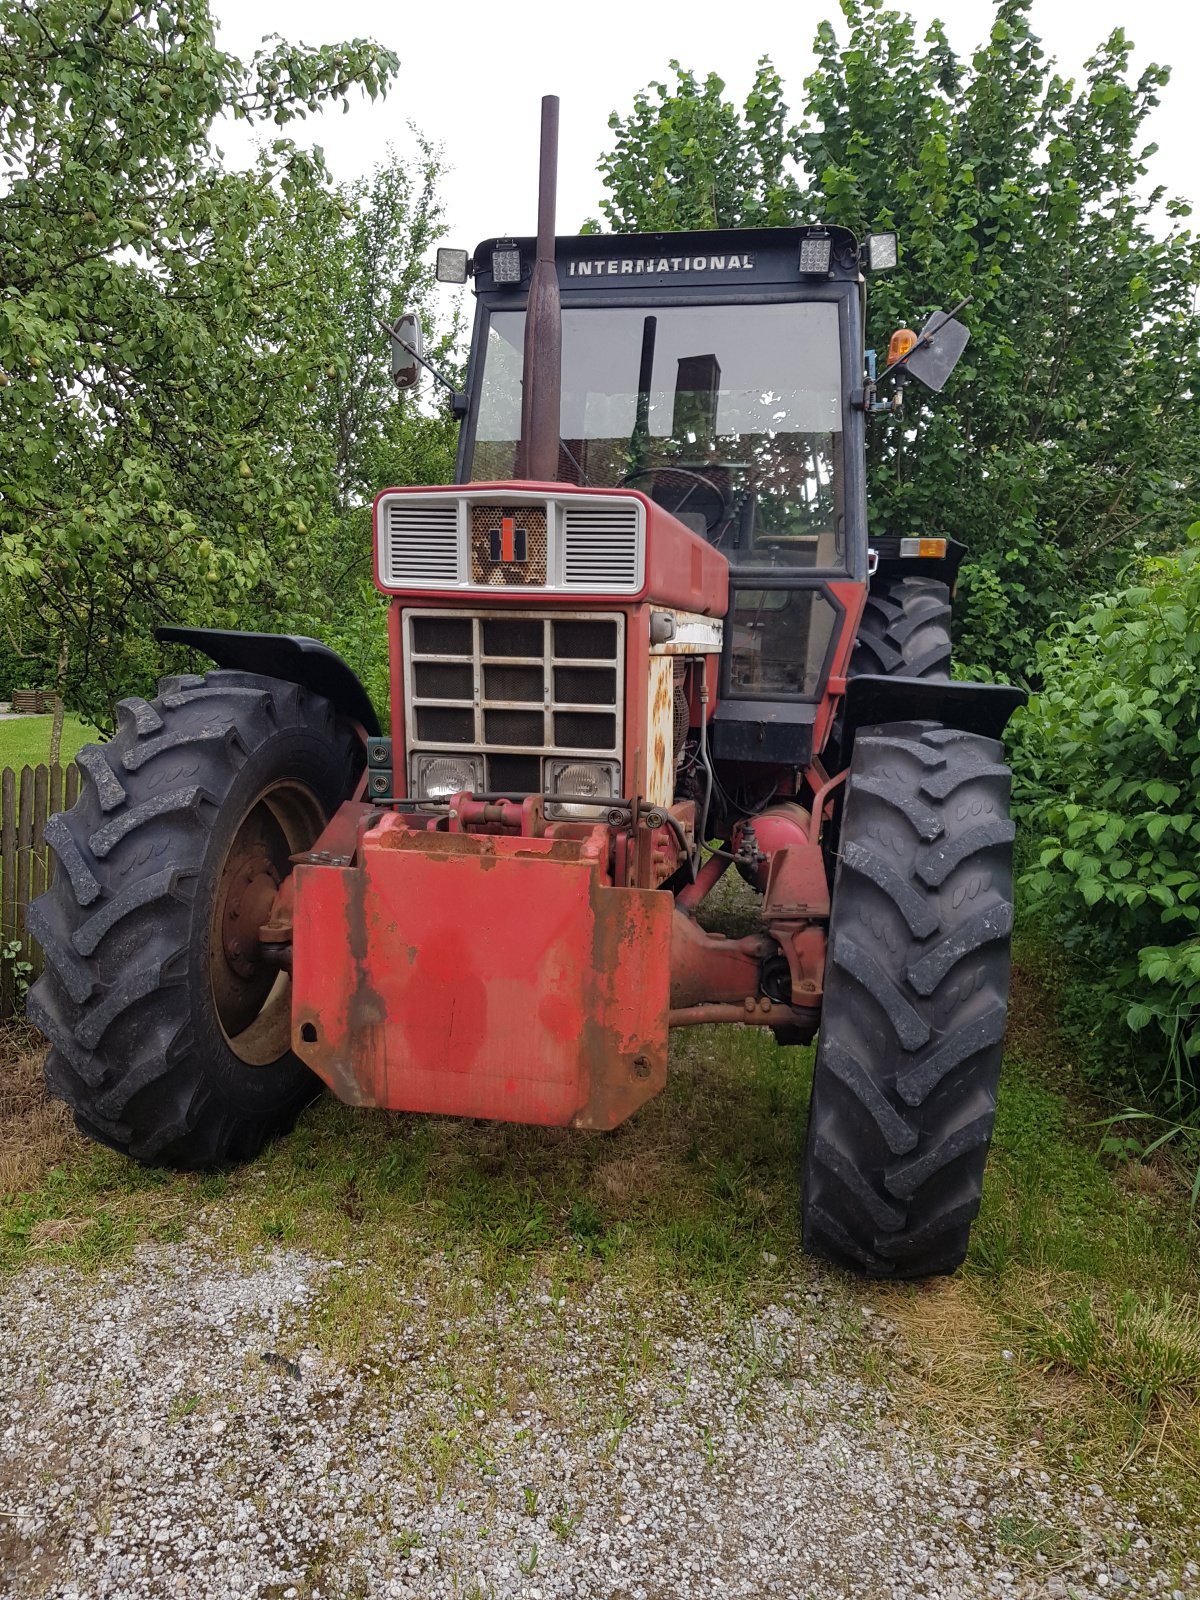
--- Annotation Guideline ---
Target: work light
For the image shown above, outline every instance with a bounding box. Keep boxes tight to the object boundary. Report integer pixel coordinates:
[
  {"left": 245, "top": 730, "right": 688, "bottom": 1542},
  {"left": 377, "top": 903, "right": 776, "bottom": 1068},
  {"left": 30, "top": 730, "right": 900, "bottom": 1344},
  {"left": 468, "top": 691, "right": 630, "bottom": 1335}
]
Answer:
[
  {"left": 435, "top": 248, "right": 469, "bottom": 284},
  {"left": 865, "top": 231, "right": 899, "bottom": 272},
  {"left": 491, "top": 244, "right": 522, "bottom": 284},
  {"left": 798, "top": 232, "right": 833, "bottom": 276}
]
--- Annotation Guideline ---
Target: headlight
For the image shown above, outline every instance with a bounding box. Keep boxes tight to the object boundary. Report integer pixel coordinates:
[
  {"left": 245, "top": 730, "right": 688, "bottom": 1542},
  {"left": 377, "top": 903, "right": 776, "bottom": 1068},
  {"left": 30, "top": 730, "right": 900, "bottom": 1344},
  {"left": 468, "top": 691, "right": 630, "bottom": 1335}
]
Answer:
[
  {"left": 412, "top": 753, "right": 484, "bottom": 800},
  {"left": 546, "top": 760, "right": 620, "bottom": 818}
]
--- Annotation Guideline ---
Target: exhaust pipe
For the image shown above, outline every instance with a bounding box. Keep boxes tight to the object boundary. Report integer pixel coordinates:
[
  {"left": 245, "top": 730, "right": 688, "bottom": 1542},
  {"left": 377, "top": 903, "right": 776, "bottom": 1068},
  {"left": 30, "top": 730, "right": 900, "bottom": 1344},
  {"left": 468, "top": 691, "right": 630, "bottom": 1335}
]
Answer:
[{"left": 515, "top": 94, "right": 562, "bottom": 482}]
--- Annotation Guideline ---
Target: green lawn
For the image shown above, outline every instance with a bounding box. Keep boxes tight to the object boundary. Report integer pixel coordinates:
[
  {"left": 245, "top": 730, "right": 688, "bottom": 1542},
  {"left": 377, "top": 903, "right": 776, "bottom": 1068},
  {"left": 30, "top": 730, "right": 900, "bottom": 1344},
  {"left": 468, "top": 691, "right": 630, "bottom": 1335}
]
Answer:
[{"left": 0, "top": 713, "right": 99, "bottom": 771}]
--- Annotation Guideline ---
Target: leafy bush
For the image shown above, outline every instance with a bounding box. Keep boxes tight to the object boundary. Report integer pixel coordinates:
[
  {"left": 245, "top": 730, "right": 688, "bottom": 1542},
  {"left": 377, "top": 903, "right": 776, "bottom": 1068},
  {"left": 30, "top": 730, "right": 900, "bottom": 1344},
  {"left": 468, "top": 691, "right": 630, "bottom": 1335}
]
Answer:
[{"left": 1015, "top": 525, "right": 1200, "bottom": 1110}]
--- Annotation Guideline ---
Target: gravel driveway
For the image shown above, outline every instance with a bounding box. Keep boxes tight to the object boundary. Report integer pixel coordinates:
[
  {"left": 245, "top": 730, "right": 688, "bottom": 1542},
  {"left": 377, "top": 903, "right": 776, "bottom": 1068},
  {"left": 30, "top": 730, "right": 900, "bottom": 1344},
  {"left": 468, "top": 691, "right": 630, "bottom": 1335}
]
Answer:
[{"left": 2, "top": 1241, "right": 1194, "bottom": 1600}]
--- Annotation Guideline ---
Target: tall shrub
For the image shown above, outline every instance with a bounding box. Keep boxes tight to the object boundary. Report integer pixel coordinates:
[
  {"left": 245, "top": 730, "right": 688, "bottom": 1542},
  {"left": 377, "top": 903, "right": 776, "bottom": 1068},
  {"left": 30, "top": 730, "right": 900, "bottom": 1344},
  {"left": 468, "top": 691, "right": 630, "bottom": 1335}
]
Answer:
[{"left": 1017, "top": 525, "right": 1200, "bottom": 1108}]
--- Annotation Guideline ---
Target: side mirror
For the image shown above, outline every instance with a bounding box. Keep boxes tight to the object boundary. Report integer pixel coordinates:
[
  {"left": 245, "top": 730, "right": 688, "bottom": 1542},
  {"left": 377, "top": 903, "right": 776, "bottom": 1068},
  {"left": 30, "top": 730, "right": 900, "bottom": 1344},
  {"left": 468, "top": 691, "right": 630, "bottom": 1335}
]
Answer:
[
  {"left": 906, "top": 311, "right": 970, "bottom": 393},
  {"left": 390, "top": 312, "right": 424, "bottom": 391}
]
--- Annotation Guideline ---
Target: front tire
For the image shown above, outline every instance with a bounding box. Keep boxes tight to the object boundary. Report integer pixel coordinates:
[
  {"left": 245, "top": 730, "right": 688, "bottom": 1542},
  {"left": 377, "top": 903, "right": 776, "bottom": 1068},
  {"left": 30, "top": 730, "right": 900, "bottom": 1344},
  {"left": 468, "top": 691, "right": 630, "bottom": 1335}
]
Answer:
[
  {"left": 28, "top": 670, "right": 363, "bottom": 1169},
  {"left": 801, "top": 721, "right": 1015, "bottom": 1277}
]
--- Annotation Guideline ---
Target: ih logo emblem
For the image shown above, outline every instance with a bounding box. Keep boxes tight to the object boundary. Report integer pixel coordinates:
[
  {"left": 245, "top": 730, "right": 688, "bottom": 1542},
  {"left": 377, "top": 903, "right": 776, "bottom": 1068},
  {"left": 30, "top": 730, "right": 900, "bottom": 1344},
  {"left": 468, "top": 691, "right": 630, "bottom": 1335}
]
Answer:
[{"left": 490, "top": 514, "right": 527, "bottom": 565}]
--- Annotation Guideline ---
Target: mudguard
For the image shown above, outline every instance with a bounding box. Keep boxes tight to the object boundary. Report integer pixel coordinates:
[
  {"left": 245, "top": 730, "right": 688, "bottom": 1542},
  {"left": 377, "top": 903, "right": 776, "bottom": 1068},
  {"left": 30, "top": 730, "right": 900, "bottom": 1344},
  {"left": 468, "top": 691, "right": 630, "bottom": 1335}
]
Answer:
[
  {"left": 155, "top": 626, "right": 381, "bottom": 736},
  {"left": 843, "top": 673, "right": 1026, "bottom": 745}
]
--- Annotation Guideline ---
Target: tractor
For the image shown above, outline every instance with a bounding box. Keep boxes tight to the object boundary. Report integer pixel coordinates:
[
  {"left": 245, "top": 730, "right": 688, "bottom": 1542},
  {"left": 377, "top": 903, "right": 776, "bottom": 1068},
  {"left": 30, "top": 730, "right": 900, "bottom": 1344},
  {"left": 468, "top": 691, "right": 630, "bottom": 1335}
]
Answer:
[{"left": 29, "top": 99, "right": 1023, "bottom": 1278}]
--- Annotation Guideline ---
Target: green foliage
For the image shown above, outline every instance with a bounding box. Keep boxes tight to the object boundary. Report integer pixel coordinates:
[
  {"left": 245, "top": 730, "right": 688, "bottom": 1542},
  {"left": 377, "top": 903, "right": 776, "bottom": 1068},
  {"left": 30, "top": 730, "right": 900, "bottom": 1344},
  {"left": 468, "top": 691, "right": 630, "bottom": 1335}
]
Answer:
[
  {"left": 593, "top": 2, "right": 1200, "bottom": 676},
  {"left": 589, "top": 58, "right": 802, "bottom": 232},
  {"left": 0, "top": 0, "right": 454, "bottom": 727},
  {"left": 1014, "top": 524, "right": 1200, "bottom": 1109}
]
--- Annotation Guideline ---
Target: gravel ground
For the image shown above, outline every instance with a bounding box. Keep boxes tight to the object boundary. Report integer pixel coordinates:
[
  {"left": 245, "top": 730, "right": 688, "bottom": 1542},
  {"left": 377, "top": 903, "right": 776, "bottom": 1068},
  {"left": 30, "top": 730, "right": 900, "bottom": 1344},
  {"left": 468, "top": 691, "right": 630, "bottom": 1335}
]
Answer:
[{"left": 1, "top": 1242, "right": 1195, "bottom": 1600}]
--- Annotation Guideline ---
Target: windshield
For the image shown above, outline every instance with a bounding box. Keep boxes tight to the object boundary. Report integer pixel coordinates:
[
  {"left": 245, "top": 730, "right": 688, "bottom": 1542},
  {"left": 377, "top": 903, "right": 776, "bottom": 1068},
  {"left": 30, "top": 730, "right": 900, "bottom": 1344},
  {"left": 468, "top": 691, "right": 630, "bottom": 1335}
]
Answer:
[{"left": 469, "top": 301, "right": 846, "bottom": 569}]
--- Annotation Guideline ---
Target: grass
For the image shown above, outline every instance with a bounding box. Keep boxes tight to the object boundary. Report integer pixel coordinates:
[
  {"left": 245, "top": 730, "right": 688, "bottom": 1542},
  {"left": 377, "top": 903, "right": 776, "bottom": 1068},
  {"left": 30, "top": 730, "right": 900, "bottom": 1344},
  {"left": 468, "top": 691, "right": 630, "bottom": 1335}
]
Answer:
[
  {"left": 0, "top": 713, "right": 99, "bottom": 770},
  {"left": 2, "top": 941, "right": 1198, "bottom": 1549}
]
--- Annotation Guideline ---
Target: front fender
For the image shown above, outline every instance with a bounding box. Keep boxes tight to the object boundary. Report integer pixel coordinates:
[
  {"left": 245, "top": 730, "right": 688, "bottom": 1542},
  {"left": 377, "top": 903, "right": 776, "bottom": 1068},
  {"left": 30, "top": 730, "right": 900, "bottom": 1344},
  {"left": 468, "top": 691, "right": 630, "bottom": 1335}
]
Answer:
[
  {"left": 843, "top": 673, "right": 1025, "bottom": 746},
  {"left": 156, "top": 627, "right": 381, "bottom": 737}
]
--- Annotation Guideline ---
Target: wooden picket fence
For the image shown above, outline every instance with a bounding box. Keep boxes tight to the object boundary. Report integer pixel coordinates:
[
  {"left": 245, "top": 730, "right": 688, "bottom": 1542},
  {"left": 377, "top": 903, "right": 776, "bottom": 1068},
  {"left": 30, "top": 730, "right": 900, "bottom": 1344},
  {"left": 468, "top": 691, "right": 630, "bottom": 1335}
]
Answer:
[{"left": 0, "top": 762, "right": 79, "bottom": 1019}]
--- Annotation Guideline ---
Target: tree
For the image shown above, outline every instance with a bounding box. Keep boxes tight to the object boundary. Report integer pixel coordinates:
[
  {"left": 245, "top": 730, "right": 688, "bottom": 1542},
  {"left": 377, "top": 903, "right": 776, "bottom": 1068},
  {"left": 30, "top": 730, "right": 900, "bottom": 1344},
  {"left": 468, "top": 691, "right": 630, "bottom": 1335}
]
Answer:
[
  {"left": 0, "top": 0, "right": 422, "bottom": 723},
  {"left": 592, "top": 2, "right": 1200, "bottom": 674},
  {"left": 589, "top": 58, "right": 802, "bottom": 233}
]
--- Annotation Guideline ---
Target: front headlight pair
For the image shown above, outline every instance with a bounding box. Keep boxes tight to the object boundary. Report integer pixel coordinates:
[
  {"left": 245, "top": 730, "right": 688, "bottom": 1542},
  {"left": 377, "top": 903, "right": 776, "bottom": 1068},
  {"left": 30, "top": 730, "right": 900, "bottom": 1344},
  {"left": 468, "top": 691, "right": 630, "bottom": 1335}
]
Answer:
[{"left": 411, "top": 754, "right": 619, "bottom": 807}]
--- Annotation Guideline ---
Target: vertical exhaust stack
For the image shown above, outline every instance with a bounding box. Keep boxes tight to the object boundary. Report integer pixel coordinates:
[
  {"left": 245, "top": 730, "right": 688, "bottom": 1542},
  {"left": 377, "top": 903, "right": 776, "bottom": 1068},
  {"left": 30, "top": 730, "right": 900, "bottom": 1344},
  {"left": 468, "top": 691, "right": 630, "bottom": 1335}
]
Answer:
[{"left": 516, "top": 95, "right": 562, "bottom": 482}]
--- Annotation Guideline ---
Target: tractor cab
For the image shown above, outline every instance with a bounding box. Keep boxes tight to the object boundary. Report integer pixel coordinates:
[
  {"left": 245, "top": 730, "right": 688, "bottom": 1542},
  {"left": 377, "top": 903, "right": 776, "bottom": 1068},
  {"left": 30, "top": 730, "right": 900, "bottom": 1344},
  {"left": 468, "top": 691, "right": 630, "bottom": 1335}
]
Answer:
[{"left": 456, "top": 229, "right": 869, "bottom": 746}]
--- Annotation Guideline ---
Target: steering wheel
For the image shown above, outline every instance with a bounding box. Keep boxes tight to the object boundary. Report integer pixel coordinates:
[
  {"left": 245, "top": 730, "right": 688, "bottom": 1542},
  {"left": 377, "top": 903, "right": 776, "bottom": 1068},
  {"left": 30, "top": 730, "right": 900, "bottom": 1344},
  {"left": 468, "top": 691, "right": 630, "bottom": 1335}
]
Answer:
[{"left": 617, "top": 466, "right": 732, "bottom": 537}]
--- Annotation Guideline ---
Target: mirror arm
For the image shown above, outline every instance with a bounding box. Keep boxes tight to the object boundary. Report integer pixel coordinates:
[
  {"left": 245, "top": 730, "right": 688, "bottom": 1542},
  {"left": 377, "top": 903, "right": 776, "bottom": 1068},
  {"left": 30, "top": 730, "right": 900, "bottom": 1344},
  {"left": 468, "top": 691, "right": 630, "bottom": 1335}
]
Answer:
[{"left": 377, "top": 317, "right": 467, "bottom": 411}]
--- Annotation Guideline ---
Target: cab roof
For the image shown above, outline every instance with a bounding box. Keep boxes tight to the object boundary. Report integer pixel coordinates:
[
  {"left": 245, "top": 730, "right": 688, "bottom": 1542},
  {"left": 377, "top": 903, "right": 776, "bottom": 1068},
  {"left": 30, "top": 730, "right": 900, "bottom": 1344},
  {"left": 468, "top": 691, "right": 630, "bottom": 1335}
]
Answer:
[{"left": 470, "top": 225, "right": 863, "bottom": 296}]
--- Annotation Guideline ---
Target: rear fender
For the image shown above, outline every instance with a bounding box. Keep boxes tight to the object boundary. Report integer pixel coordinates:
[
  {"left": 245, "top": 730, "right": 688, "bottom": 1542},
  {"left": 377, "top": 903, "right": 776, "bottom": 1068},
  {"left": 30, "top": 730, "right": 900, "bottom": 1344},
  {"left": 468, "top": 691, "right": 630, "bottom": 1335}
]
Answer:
[{"left": 155, "top": 627, "right": 380, "bottom": 737}]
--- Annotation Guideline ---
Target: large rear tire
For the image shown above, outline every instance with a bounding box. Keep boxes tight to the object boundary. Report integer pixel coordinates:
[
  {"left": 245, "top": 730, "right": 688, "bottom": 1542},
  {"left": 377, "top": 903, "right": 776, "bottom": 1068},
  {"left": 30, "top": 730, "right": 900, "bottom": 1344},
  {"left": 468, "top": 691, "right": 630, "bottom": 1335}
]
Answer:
[
  {"left": 801, "top": 721, "right": 1015, "bottom": 1278},
  {"left": 28, "top": 670, "right": 363, "bottom": 1169},
  {"left": 851, "top": 574, "right": 952, "bottom": 681}
]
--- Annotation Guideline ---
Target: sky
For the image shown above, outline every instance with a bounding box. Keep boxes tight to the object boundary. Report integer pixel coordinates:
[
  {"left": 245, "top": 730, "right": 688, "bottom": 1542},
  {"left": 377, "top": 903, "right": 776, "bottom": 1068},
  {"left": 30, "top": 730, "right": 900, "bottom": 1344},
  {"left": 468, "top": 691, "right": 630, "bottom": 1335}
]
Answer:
[{"left": 214, "top": 0, "right": 1198, "bottom": 310}]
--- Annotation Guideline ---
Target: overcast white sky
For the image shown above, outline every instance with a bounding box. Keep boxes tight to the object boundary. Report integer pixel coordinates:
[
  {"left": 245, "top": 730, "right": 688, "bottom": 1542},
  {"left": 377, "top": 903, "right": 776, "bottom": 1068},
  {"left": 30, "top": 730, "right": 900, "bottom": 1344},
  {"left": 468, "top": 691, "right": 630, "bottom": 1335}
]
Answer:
[{"left": 215, "top": 0, "right": 1197, "bottom": 293}]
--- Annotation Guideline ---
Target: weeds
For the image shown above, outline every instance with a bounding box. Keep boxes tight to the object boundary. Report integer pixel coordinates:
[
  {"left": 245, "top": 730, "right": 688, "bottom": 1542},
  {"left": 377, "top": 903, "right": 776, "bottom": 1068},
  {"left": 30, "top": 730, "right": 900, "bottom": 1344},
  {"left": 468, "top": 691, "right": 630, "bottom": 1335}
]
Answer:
[{"left": 1028, "top": 1290, "right": 1200, "bottom": 1410}]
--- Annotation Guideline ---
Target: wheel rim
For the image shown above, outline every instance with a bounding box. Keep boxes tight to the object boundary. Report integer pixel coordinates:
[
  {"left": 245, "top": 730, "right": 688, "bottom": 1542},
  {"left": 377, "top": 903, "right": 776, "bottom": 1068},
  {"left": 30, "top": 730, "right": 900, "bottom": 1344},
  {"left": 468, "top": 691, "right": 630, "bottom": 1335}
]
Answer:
[{"left": 209, "top": 780, "right": 326, "bottom": 1066}]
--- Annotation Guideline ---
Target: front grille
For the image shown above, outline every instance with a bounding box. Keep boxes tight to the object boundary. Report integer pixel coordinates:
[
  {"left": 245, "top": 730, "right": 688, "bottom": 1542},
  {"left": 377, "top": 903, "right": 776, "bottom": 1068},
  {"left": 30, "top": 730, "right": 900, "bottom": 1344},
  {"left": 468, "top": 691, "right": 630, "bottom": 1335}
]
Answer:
[
  {"left": 406, "top": 609, "right": 623, "bottom": 791},
  {"left": 470, "top": 505, "right": 548, "bottom": 586}
]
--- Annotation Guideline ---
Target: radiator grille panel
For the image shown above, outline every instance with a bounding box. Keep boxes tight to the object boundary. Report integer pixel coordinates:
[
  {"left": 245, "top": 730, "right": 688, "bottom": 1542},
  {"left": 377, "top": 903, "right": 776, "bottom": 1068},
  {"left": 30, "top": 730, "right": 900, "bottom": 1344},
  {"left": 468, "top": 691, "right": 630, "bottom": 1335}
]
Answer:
[
  {"left": 405, "top": 611, "right": 623, "bottom": 791},
  {"left": 383, "top": 503, "right": 460, "bottom": 587},
  {"left": 376, "top": 493, "right": 643, "bottom": 595}
]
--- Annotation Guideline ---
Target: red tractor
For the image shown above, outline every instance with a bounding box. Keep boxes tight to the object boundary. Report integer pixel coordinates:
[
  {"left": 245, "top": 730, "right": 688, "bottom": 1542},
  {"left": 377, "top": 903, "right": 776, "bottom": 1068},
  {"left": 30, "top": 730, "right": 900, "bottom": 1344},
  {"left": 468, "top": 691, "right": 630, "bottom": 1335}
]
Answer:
[{"left": 30, "top": 101, "right": 1022, "bottom": 1277}]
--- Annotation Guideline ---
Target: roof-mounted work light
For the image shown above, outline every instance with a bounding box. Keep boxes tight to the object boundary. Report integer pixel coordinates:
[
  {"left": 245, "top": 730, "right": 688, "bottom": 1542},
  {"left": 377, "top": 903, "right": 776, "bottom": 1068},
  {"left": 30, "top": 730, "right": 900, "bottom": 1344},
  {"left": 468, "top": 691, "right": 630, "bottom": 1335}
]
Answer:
[
  {"left": 435, "top": 248, "right": 469, "bottom": 284},
  {"left": 798, "top": 230, "right": 833, "bottom": 276},
  {"left": 865, "top": 231, "right": 899, "bottom": 272},
  {"left": 491, "top": 242, "right": 523, "bottom": 284}
]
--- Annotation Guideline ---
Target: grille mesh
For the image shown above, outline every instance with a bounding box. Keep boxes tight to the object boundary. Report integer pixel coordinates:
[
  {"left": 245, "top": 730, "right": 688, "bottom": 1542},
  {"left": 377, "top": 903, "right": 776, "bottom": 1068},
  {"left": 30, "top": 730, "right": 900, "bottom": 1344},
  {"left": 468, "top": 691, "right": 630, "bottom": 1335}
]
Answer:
[
  {"left": 414, "top": 662, "right": 472, "bottom": 700},
  {"left": 553, "top": 619, "right": 619, "bottom": 660},
  {"left": 485, "top": 709, "right": 543, "bottom": 745},
  {"left": 416, "top": 706, "right": 473, "bottom": 743},
  {"left": 482, "top": 617, "right": 542, "bottom": 657},
  {"left": 412, "top": 616, "right": 472, "bottom": 655},
  {"left": 555, "top": 712, "right": 616, "bottom": 749},
  {"left": 470, "top": 505, "right": 548, "bottom": 586},
  {"left": 484, "top": 664, "right": 542, "bottom": 702},
  {"left": 554, "top": 666, "right": 616, "bottom": 706}
]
